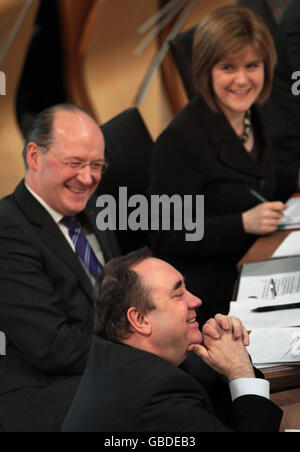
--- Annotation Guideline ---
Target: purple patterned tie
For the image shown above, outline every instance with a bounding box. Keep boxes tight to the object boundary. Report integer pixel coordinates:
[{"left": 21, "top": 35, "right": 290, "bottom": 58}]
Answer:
[{"left": 61, "top": 216, "right": 101, "bottom": 277}]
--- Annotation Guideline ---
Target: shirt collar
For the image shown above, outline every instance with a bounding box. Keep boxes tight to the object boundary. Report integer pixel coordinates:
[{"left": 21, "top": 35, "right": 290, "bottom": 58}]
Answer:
[{"left": 25, "top": 183, "right": 63, "bottom": 225}]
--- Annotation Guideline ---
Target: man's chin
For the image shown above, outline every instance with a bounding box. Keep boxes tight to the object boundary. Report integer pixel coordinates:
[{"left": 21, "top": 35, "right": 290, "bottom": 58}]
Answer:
[
  {"left": 61, "top": 205, "right": 87, "bottom": 217},
  {"left": 61, "top": 197, "right": 90, "bottom": 216},
  {"left": 187, "top": 336, "right": 203, "bottom": 352}
]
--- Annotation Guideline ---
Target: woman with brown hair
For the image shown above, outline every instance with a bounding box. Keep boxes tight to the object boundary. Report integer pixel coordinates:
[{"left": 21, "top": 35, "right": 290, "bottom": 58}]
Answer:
[{"left": 149, "top": 5, "right": 300, "bottom": 322}]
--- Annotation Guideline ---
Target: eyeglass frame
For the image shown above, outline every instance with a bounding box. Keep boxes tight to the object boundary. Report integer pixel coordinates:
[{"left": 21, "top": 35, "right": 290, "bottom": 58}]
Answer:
[{"left": 36, "top": 144, "right": 109, "bottom": 174}]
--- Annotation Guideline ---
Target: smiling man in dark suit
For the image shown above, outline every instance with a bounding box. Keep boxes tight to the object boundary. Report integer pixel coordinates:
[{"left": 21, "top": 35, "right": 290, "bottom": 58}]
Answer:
[
  {"left": 0, "top": 104, "right": 120, "bottom": 432},
  {"left": 62, "top": 248, "right": 282, "bottom": 433}
]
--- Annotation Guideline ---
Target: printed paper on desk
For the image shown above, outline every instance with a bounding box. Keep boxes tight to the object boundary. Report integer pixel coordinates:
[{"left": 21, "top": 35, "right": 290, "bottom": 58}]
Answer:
[
  {"left": 236, "top": 256, "right": 300, "bottom": 300},
  {"left": 272, "top": 231, "right": 300, "bottom": 258},
  {"left": 236, "top": 271, "right": 300, "bottom": 300},
  {"left": 229, "top": 295, "right": 300, "bottom": 329},
  {"left": 247, "top": 328, "right": 300, "bottom": 367}
]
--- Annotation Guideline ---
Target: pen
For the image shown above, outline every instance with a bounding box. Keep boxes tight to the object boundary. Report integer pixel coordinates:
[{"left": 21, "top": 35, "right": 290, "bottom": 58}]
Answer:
[
  {"left": 251, "top": 302, "right": 300, "bottom": 313},
  {"left": 249, "top": 189, "right": 268, "bottom": 203},
  {"left": 249, "top": 188, "right": 269, "bottom": 202}
]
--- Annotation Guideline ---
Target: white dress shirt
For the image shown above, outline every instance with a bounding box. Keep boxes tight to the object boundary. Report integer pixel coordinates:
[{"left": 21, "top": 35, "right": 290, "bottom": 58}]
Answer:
[
  {"left": 25, "top": 184, "right": 105, "bottom": 283},
  {"left": 229, "top": 378, "right": 270, "bottom": 401}
]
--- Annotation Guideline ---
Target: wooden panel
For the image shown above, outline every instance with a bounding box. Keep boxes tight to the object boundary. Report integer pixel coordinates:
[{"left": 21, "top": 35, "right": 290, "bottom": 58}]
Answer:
[
  {"left": 0, "top": 0, "right": 40, "bottom": 197},
  {"left": 82, "top": 0, "right": 173, "bottom": 139},
  {"left": 57, "top": 0, "right": 99, "bottom": 118},
  {"left": 264, "top": 366, "right": 300, "bottom": 393},
  {"left": 271, "top": 389, "right": 300, "bottom": 432}
]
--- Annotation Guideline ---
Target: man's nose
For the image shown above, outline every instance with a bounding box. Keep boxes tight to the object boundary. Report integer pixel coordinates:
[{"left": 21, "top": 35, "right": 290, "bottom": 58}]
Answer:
[
  {"left": 187, "top": 291, "right": 202, "bottom": 309},
  {"left": 76, "top": 165, "right": 94, "bottom": 185}
]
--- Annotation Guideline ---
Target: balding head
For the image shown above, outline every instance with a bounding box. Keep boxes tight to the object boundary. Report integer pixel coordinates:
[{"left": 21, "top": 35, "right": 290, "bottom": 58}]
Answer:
[{"left": 22, "top": 104, "right": 99, "bottom": 169}]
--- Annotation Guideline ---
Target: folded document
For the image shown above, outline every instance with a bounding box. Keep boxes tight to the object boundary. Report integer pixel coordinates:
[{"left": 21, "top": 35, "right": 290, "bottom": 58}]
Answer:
[{"left": 247, "top": 328, "right": 300, "bottom": 368}]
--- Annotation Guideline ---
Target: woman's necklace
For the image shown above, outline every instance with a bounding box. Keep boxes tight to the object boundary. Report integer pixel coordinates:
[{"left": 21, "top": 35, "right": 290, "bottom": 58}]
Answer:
[{"left": 239, "top": 110, "right": 252, "bottom": 143}]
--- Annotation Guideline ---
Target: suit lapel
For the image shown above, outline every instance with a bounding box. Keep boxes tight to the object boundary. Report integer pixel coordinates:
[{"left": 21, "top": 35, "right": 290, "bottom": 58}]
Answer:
[
  {"left": 191, "top": 95, "right": 270, "bottom": 179},
  {"left": 14, "top": 182, "right": 94, "bottom": 301}
]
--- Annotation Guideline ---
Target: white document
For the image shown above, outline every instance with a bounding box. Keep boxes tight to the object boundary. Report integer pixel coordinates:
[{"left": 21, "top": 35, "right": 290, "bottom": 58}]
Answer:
[
  {"left": 280, "top": 197, "right": 300, "bottom": 229},
  {"left": 247, "top": 328, "right": 300, "bottom": 366},
  {"left": 229, "top": 295, "right": 300, "bottom": 329},
  {"left": 272, "top": 231, "right": 300, "bottom": 258},
  {"left": 236, "top": 256, "right": 300, "bottom": 301},
  {"left": 236, "top": 271, "right": 300, "bottom": 300}
]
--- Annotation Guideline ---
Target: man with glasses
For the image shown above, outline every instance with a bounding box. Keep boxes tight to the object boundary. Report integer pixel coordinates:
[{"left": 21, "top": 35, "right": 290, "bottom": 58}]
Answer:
[{"left": 0, "top": 104, "right": 120, "bottom": 432}]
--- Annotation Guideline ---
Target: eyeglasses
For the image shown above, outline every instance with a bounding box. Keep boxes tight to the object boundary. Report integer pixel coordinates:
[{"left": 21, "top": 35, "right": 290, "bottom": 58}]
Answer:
[{"left": 37, "top": 144, "right": 109, "bottom": 174}]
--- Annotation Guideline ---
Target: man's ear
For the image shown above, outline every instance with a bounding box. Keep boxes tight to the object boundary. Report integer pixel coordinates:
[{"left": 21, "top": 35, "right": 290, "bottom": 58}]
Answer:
[
  {"left": 26, "top": 142, "right": 41, "bottom": 171},
  {"left": 127, "top": 307, "right": 152, "bottom": 336}
]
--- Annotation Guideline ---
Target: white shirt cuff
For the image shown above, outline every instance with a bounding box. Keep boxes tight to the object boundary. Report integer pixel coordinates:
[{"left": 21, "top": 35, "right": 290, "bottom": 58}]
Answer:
[{"left": 229, "top": 378, "right": 270, "bottom": 402}]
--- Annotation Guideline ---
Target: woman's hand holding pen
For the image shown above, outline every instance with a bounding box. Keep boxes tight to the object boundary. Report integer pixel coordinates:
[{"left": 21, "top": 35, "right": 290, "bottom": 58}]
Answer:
[{"left": 242, "top": 201, "right": 288, "bottom": 235}]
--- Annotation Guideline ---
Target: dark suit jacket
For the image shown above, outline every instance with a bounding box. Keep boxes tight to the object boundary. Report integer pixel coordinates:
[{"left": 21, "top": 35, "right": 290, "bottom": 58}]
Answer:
[
  {"left": 0, "top": 181, "right": 120, "bottom": 432},
  {"left": 269, "top": 0, "right": 300, "bottom": 167},
  {"left": 149, "top": 95, "right": 298, "bottom": 321},
  {"left": 62, "top": 335, "right": 283, "bottom": 432}
]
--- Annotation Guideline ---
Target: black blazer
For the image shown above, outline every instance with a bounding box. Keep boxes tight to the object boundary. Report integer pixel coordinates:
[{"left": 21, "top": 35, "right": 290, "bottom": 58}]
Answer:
[
  {"left": 149, "top": 95, "right": 298, "bottom": 321},
  {"left": 62, "top": 335, "right": 282, "bottom": 432},
  {"left": 0, "top": 181, "right": 120, "bottom": 432},
  {"left": 269, "top": 0, "right": 300, "bottom": 166}
]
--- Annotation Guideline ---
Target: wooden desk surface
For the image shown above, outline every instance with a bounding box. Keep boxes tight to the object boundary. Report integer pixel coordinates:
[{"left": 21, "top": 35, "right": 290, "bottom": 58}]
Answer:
[
  {"left": 271, "top": 388, "right": 300, "bottom": 432},
  {"left": 263, "top": 366, "right": 300, "bottom": 393},
  {"left": 237, "top": 229, "right": 300, "bottom": 271}
]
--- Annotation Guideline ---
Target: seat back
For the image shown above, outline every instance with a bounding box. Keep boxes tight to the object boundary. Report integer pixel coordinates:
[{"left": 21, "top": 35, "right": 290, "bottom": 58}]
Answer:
[
  {"left": 238, "top": 0, "right": 278, "bottom": 39},
  {"left": 168, "top": 26, "right": 196, "bottom": 100},
  {"left": 98, "top": 108, "right": 153, "bottom": 254}
]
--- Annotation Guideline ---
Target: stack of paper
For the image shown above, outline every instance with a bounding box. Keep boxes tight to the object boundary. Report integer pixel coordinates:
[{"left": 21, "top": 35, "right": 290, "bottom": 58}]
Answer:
[
  {"left": 236, "top": 255, "right": 300, "bottom": 301},
  {"left": 230, "top": 294, "right": 300, "bottom": 369},
  {"left": 247, "top": 328, "right": 300, "bottom": 369},
  {"left": 234, "top": 255, "right": 300, "bottom": 369}
]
